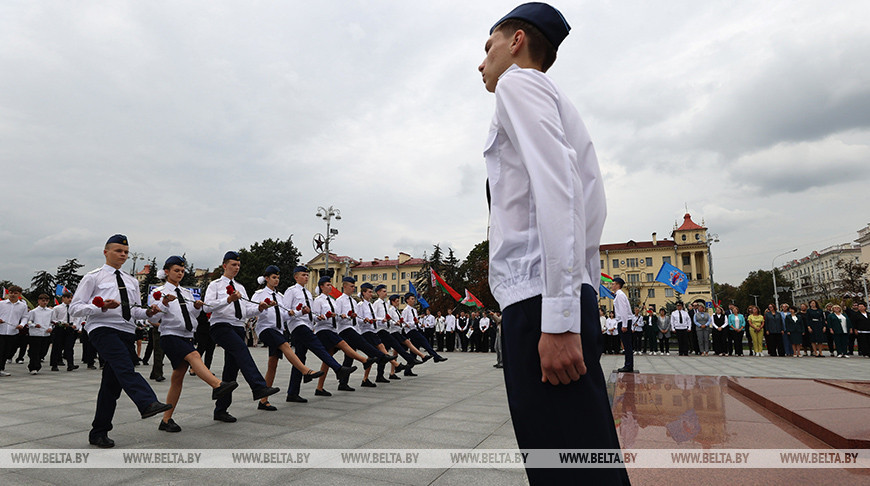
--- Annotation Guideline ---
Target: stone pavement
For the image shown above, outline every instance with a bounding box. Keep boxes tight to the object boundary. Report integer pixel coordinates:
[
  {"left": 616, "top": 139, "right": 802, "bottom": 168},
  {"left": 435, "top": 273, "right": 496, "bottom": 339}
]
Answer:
[{"left": 0, "top": 346, "right": 867, "bottom": 485}]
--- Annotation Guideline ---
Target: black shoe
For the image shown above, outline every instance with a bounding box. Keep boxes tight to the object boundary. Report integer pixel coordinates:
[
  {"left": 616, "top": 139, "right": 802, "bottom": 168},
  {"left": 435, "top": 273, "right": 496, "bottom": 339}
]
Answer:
[
  {"left": 363, "top": 357, "right": 377, "bottom": 370},
  {"left": 15, "top": 358, "right": 24, "bottom": 364},
  {"left": 141, "top": 401, "right": 173, "bottom": 419},
  {"left": 335, "top": 365, "right": 357, "bottom": 382},
  {"left": 494, "top": 364, "right": 504, "bottom": 369},
  {"left": 286, "top": 394, "right": 308, "bottom": 403},
  {"left": 151, "top": 376, "right": 166, "bottom": 382},
  {"left": 158, "top": 418, "right": 182, "bottom": 433},
  {"left": 379, "top": 353, "right": 398, "bottom": 364},
  {"left": 337, "top": 383, "right": 355, "bottom": 392},
  {"left": 360, "top": 379, "right": 376, "bottom": 388},
  {"left": 50, "top": 366, "right": 59, "bottom": 372},
  {"left": 404, "top": 370, "right": 418, "bottom": 377},
  {"left": 303, "top": 369, "right": 325, "bottom": 383},
  {"left": 433, "top": 356, "right": 448, "bottom": 363},
  {"left": 395, "top": 363, "right": 406, "bottom": 373},
  {"left": 88, "top": 435, "right": 115, "bottom": 448},
  {"left": 421, "top": 355, "right": 432, "bottom": 363},
  {"left": 212, "top": 381, "right": 239, "bottom": 400},
  {"left": 87, "top": 364, "right": 97, "bottom": 370},
  {"left": 213, "top": 411, "right": 237, "bottom": 423},
  {"left": 142, "top": 361, "right": 149, "bottom": 366},
  {"left": 257, "top": 402, "right": 277, "bottom": 411},
  {"left": 67, "top": 365, "right": 79, "bottom": 371},
  {"left": 375, "top": 376, "right": 390, "bottom": 383},
  {"left": 388, "top": 374, "right": 401, "bottom": 380},
  {"left": 616, "top": 366, "right": 634, "bottom": 373},
  {"left": 252, "top": 386, "right": 280, "bottom": 401},
  {"left": 314, "top": 388, "right": 332, "bottom": 397}
]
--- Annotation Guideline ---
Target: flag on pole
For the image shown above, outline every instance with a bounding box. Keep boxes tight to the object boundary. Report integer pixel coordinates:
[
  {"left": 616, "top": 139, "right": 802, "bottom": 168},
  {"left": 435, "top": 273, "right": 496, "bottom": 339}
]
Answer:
[
  {"left": 599, "top": 284, "right": 615, "bottom": 299},
  {"left": 55, "top": 284, "right": 70, "bottom": 297},
  {"left": 600, "top": 273, "right": 614, "bottom": 283},
  {"left": 1, "top": 287, "right": 6, "bottom": 299},
  {"left": 408, "top": 281, "right": 429, "bottom": 308},
  {"left": 329, "top": 286, "right": 343, "bottom": 299},
  {"left": 655, "top": 262, "right": 689, "bottom": 294},
  {"left": 460, "top": 289, "right": 484, "bottom": 308},
  {"left": 430, "top": 269, "right": 461, "bottom": 301}
]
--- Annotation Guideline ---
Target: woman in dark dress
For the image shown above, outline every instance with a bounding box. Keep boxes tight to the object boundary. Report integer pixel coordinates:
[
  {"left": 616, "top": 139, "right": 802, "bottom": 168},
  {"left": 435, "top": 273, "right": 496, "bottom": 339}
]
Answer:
[
  {"left": 806, "top": 300, "right": 826, "bottom": 357},
  {"left": 785, "top": 306, "right": 804, "bottom": 357},
  {"left": 799, "top": 303, "right": 811, "bottom": 356}
]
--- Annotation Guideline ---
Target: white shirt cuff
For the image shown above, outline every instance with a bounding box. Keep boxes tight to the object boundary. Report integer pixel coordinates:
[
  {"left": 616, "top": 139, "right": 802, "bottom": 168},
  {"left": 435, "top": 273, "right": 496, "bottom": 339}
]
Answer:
[{"left": 541, "top": 297, "right": 581, "bottom": 334}]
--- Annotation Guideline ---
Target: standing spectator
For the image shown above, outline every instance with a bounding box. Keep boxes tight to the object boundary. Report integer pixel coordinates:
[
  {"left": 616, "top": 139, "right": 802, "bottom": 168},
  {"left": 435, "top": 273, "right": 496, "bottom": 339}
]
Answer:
[
  {"left": 630, "top": 308, "right": 644, "bottom": 355},
  {"left": 694, "top": 305, "right": 711, "bottom": 356},
  {"left": 671, "top": 302, "right": 691, "bottom": 356},
  {"left": 423, "top": 309, "right": 436, "bottom": 346},
  {"left": 434, "top": 311, "right": 446, "bottom": 352},
  {"left": 711, "top": 306, "right": 728, "bottom": 356},
  {"left": 25, "top": 294, "right": 54, "bottom": 374},
  {"left": 492, "top": 311, "right": 503, "bottom": 368},
  {"left": 642, "top": 308, "right": 657, "bottom": 355},
  {"left": 780, "top": 303, "right": 793, "bottom": 356},
  {"left": 604, "top": 311, "right": 619, "bottom": 355},
  {"left": 747, "top": 306, "right": 765, "bottom": 357},
  {"left": 827, "top": 305, "right": 851, "bottom": 358},
  {"left": 852, "top": 302, "right": 870, "bottom": 357},
  {"left": 844, "top": 302, "right": 860, "bottom": 355},
  {"left": 444, "top": 308, "right": 456, "bottom": 352},
  {"left": 763, "top": 303, "right": 785, "bottom": 357},
  {"left": 469, "top": 312, "right": 480, "bottom": 352},
  {"left": 728, "top": 305, "right": 746, "bottom": 356},
  {"left": 656, "top": 308, "right": 671, "bottom": 355},
  {"left": 0, "top": 285, "right": 29, "bottom": 376},
  {"left": 784, "top": 306, "right": 803, "bottom": 357},
  {"left": 689, "top": 301, "right": 701, "bottom": 355},
  {"left": 806, "top": 300, "right": 826, "bottom": 357},
  {"left": 799, "top": 303, "right": 812, "bottom": 356},
  {"left": 479, "top": 312, "right": 491, "bottom": 352},
  {"left": 456, "top": 312, "right": 469, "bottom": 352},
  {"left": 824, "top": 303, "right": 836, "bottom": 356}
]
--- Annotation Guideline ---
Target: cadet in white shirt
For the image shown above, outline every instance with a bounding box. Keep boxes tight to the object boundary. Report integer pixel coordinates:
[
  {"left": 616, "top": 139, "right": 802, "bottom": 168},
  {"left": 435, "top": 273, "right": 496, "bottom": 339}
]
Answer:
[
  {"left": 25, "top": 294, "right": 54, "bottom": 374},
  {"left": 444, "top": 308, "right": 456, "bottom": 352},
  {"left": 0, "top": 285, "right": 28, "bottom": 376},
  {"left": 479, "top": 5, "right": 627, "bottom": 484},
  {"left": 50, "top": 292, "right": 76, "bottom": 371},
  {"left": 282, "top": 267, "right": 355, "bottom": 404},
  {"left": 401, "top": 294, "right": 446, "bottom": 364},
  {"left": 435, "top": 311, "right": 446, "bottom": 352},
  {"left": 385, "top": 294, "right": 428, "bottom": 378},
  {"left": 149, "top": 256, "right": 238, "bottom": 433},
  {"left": 69, "top": 235, "right": 171, "bottom": 448},
  {"left": 612, "top": 278, "right": 633, "bottom": 372},
  {"left": 204, "top": 251, "right": 279, "bottom": 424},
  {"left": 371, "top": 286, "right": 419, "bottom": 379},
  {"left": 249, "top": 265, "right": 324, "bottom": 411},
  {"left": 356, "top": 283, "right": 401, "bottom": 387},
  {"left": 671, "top": 302, "right": 692, "bottom": 356}
]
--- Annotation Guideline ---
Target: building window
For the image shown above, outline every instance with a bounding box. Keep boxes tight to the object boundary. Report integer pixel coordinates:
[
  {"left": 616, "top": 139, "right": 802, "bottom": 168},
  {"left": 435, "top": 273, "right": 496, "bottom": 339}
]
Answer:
[
  {"left": 665, "top": 288, "right": 674, "bottom": 297},
  {"left": 682, "top": 255, "right": 691, "bottom": 266},
  {"left": 628, "top": 274, "right": 639, "bottom": 283},
  {"left": 645, "top": 257, "right": 653, "bottom": 266},
  {"left": 663, "top": 256, "right": 671, "bottom": 265},
  {"left": 382, "top": 273, "right": 387, "bottom": 280},
  {"left": 695, "top": 233, "right": 701, "bottom": 240},
  {"left": 361, "top": 274, "right": 366, "bottom": 281},
  {"left": 392, "top": 285, "right": 396, "bottom": 292},
  {"left": 600, "top": 259, "right": 604, "bottom": 268},
  {"left": 648, "top": 289, "right": 655, "bottom": 298},
  {"left": 392, "top": 272, "right": 396, "bottom": 280},
  {"left": 681, "top": 234, "right": 687, "bottom": 241},
  {"left": 627, "top": 258, "right": 638, "bottom": 267},
  {"left": 612, "top": 259, "right": 619, "bottom": 268},
  {"left": 646, "top": 273, "right": 654, "bottom": 282},
  {"left": 629, "top": 288, "right": 641, "bottom": 300},
  {"left": 411, "top": 272, "right": 418, "bottom": 279},
  {"left": 371, "top": 274, "right": 377, "bottom": 281},
  {"left": 401, "top": 284, "right": 406, "bottom": 292},
  {"left": 401, "top": 272, "right": 406, "bottom": 279}
]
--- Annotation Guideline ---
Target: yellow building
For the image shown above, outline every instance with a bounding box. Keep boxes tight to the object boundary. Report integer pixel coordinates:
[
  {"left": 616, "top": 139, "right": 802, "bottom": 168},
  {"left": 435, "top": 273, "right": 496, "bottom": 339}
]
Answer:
[
  {"left": 304, "top": 252, "right": 425, "bottom": 296},
  {"left": 600, "top": 213, "right": 714, "bottom": 312}
]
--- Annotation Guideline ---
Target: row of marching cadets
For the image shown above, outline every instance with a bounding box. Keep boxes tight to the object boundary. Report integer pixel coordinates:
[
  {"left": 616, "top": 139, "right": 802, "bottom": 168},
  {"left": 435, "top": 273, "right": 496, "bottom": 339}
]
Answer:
[{"left": 70, "top": 234, "right": 447, "bottom": 448}]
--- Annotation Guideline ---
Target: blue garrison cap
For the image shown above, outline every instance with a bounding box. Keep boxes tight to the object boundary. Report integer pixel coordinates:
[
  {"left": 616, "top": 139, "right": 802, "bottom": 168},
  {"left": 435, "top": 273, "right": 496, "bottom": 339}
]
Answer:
[
  {"left": 106, "top": 234, "right": 128, "bottom": 246},
  {"left": 342, "top": 276, "right": 357, "bottom": 284},
  {"left": 491, "top": 2, "right": 570, "bottom": 50},
  {"left": 360, "top": 282, "right": 374, "bottom": 290},
  {"left": 318, "top": 276, "right": 332, "bottom": 286},
  {"left": 293, "top": 265, "right": 309, "bottom": 274},
  {"left": 389, "top": 294, "right": 401, "bottom": 302},
  {"left": 163, "top": 255, "right": 186, "bottom": 269},
  {"left": 263, "top": 265, "right": 280, "bottom": 276},
  {"left": 375, "top": 284, "right": 387, "bottom": 292},
  {"left": 404, "top": 292, "right": 416, "bottom": 300},
  {"left": 223, "top": 251, "right": 240, "bottom": 262}
]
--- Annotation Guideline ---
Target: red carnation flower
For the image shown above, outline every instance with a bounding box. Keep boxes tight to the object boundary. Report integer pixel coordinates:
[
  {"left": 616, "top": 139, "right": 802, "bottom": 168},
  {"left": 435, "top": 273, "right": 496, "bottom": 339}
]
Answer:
[
  {"left": 264, "top": 298, "right": 272, "bottom": 305},
  {"left": 92, "top": 296, "right": 104, "bottom": 308},
  {"left": 296, "top": 303, "right": 303, "bottom": 311},
  {"left": 348, "top": 311, "right": 356, "bottom": 318},
  {"left": 226, "top": 285, "right": 234, "bottom": 295},
  {"left": 325, "top": 311, "right": 333, "bottom": 318},
  {"left": 153, "top": 291, "right": 162, "bottom": 301},
  {"left": 385, "top": 314, "right": 391, "bottom": 321},
  {"left": 399, "top": 318, "right": 404, "bottom": 324}
]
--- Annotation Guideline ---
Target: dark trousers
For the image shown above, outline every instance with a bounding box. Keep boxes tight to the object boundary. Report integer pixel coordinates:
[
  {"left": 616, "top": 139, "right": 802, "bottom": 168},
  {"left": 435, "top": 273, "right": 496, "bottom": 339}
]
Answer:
[
  {"left": 632, "top": 331, "right": 642, "bottom": 352},
  {"left": 146, "top": 327, "right": 164, "bottom": 380},
  {"left": 826, "top": 331, "right": 836, "bottom": 355},
  {"left": 833, "top": 334, "right": 849, "bottom": 356},
  {"left": 87, "top": 327, "right": 159, "bottom": 439},
  {"left": 378, "top": 330, "right": 415, "bottom": 363},
  {"left": 501, "top": 287, "right": 629, "bottom": 486},
  {"left": 15, "top": 333, "right": 28, "bottom": 361},
  {"left": 658, "top": 334, "right": 670, "bottom": 354},
  {"left": 782, "top": 330, "right": 793, "bottom": 355},
  {"left": 435, "top": 332, "right": 445, "bottom": 351},
  {"left": 675, "top": 329, "right": 689, "bottom": 356},
  {"left": 643, "top": 326, "right": 657, "bottom": 353},
  {"left": 196, "top": 322, "right": 215, "bottom": 368},
  {"left": 407, "top": 328, "right": 440, "bottom": 358},
  {"left": 0, "top": 334, "right": 16, "bottom": 371},
  {"left": 339, "top": 328, "right": 385, "bottom": 385},
  {"left": 608, "top": 334, "right": 621, "bottom": 354},
  {"left": 857, "top": 333, "right": 870, "bottom": 357},
  {"left": 712, "top": 329, "right": 727, "bottom": 355},
  {"left": 362, "top": 332, "right": 388, "bottom": 378},
  {"left": 445, "top": 331, "right": 455, "bottom": 352},
  {"left": 618, "top": 325, "right": 633, "bottom": 369},
  {"left": 62, "top": 329, "right": 78, "bottom": 366},
  {"left": 424, "top": 328, "right": 435, "bottom": 347},
  {"left": 81, "top": 330, "right": 97, "bottom": 365},
  {"left": 847, "top": 332, "right": 856, "bottom": 354},
  {"left": 288, "top": 325, "right": 342, "bottom": 397},
  {"left": 27, "top": 336, "right": 51, "bottom": 371},
  {"left": 50, "top": 327, "right": 67, "bottom": 367},
  {"left": 731, "top": 329, "right": 744, "bottom": 355},
  {"left": 210, "top": 323, "right": 268, "bottom": 414},
  {"left": 489, "top": 328, "right": 498, "bottom": 352},
  {"left": 766, "top": 333, "right": 784, "bottom": 356},
  {"left": 470, "top": 329, "right": 480, "bottom": 352}
]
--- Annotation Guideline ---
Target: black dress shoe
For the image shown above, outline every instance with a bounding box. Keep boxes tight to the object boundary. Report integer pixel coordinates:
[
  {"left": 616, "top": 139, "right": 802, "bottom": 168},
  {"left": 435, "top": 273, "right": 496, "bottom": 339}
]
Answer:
[
  {"left": 89, "top": 435, "right": 115, "bottom": 448},
  {"left": 335, "top": 365, "right": 357, "bottom": 381},
  {"left": 151, "top": 376, "right": 166, "bottom": 382},
  {"left": 67, "top": 365, "right": 79, "bottom": 371},
  {"left": 257, "top": 402, "right": 278, "bottom": 411},
  {"left": 252, "top": 386, "right": 280, "bottom": 401},
  {"left": 375, "top": 376, "right": 390, "bottom": 383},
  {"left": 87, "top": 364, "right": 97, "bottom": 370},
  {"left": 360, "top": 379, "right": 376, "bottom": 388},
  {"left": 50, "top": 366, "right": 59, "bottom": 372},
  {"left": 433, "top": 356, "right": 448, "bottom": 362},
  {"left": 337, "top": 383, "right": 355, "bottom": 392},
  {"left": 494, "top": 364, "right": 504, "bottom": 369},
  {"left": 363, "top": 357, "right": 377, "bottom": 370},
  {"left": 379, "top": 353, "right": 398, "bottom": 364},
  {"left": 286, "top": 394, "right": 308, "bottom": 403},
  {"left": 158, "top": 418, "right": 182, "bottom": 432},
  {"left": 141, "top": 401, "right": 173, "bottom": 419},
  {"left": 404, "top": 370, "right": 418, "bottom": 377},
  {"left": 395, "top": 363, "right": 406, "bottom": 373},
  {"left": 142, "top": 361, "right": 149, "bottom": 366},
  {"left": 314, "top": 388, "right": 332, "bottom": 397},
  {"left": 616, "top": 366, "right": 634, "bottom": 373},
  {"left": 303, "top": 369, "right": 325, "bottom": 383},
  {"left": 213, "top": 411, "right": 237, "bottom": 423},
  {"left": 212, "top": 381, "right": 239, "bottom": 400},
  {"left": 421, "top": 355, "right": 432, "bottom": 363},
  {"left": 388, "top": 374, "right": 401, "bottom": 380}
]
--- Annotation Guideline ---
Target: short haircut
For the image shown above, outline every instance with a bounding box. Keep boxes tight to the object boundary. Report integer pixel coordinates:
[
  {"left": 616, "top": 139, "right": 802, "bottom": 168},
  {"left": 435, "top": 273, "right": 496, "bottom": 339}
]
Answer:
[
  {"left": 62, "top": 293, "right": 73, "bottom": 299},
  {"left": 38, "top": 293, "right": 50, "bottom": 300},
  {"left": 8, "top": 285, "right": 22, "bottom": 293},
  {"left": 494, "top": 19, "right": 558, "bottom": 72}
]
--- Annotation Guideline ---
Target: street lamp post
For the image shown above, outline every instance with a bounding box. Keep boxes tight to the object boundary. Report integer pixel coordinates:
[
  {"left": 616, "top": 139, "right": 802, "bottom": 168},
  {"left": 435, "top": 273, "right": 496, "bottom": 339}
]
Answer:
[
  {"left": 315, "top": 205, "right": 342, "bottom": 279},
  {"left": 772, "top": 248, "right": 798, "bottom": 310},
  {"left": 706, "top": 232, "right": 720, "bottom": 305},
  {"left": 129, "top": 252, "right": 143, "bottom": 276},
  {"left": 749, "top": 294, "right": 759, "bottom": 308}
]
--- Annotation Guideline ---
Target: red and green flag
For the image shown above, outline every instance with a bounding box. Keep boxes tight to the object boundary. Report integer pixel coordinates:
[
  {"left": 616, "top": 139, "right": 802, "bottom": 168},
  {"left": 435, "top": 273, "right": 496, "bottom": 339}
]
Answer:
[
  {"left": 460, "top": 289, "right": 484, "bottom": 308},
  {"left": 601, "top": 273, "right": 613, "bottom": 283},
  {"left": 430, "top": 269, "right": 461, "bottom": 301}
]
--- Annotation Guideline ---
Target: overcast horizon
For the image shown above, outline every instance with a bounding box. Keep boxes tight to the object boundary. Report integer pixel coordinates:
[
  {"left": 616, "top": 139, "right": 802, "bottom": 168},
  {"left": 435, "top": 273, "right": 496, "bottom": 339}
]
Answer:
[{"left": 2, "top": 0, "right": 869, "bottom": 290}]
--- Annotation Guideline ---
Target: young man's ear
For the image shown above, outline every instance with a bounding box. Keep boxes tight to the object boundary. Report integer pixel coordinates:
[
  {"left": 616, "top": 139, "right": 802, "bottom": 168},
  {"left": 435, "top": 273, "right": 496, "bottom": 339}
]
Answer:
[{"left": 510, "top": 29, "right": 525, "bottom": 54}]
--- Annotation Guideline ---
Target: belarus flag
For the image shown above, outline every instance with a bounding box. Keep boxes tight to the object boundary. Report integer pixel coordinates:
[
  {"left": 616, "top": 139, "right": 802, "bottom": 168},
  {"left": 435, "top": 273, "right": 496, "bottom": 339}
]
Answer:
[
  {"left": 430, "top": 269, "right": 461, "bottom": 301},
  {"left": 460, "top": 289, "right": 484, "bottom": 308}
]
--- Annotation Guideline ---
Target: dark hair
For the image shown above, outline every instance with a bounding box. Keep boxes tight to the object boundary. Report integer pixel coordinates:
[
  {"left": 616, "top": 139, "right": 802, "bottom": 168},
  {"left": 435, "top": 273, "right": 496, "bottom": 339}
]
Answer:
[
  {"left": 62, "top": 292, "right": 73, "bottom": 299},
  {"left": 38, "top": 293, "right": 50, "bottom": 300},
  {"left": 8, "top": 285, "right": 22, "bottom": 293},
  {"left": 494, "top": 19, "right": 557, "bottom": 72}
]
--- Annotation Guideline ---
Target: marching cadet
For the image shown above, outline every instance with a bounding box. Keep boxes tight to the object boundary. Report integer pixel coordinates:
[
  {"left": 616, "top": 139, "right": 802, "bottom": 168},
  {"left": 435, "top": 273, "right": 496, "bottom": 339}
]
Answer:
[
  {"left": 250, "top": 265, "right": 325, "bottom": 411},
  {"left": 401, "top": 293, "right": 447, "bottom": 363},
  {"left": 372, "top": 285, "right": 419, "bottom": 380},
  {"left": 386, "top": 294, "right": 430, "bottom": 377},
  {"left": 69, "top": 234, "right": 172, "bottom": 448},
  {"left": 0, "top": 285, "right": 28, "bottom": 376},
  {"left": 25, "top": 294, "right": 54, "bottom": 374},
  {"left": 282, "top": 267, "right": 356, "bottom": 404},
  {"left": 204, "top": 251, "right": 280, "bottom": 424},
  {"left": 356, "top": 283, "right": 403, "bottom": 387},
  {"left": 311, "top": 276, "right": 376, "bottom": 396},
  {"left": 149, "top": 256, "right": 238, "bottom": 433},
  {"left": 50, "top": 292, "right": 77, "bottom": 371}
]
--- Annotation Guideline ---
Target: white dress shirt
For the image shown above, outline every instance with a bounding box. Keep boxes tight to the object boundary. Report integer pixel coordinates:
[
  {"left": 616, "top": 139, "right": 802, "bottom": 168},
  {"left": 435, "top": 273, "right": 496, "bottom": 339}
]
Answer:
[
  {"left": 445, "top": 314, "right": 456, "bottom": 332},
  {"left": 149, "top": 282, "right": 202, "bottom": 338},
  {"left": 27, "top": 306, "right": 54, "bottom": 337},
  {"left": 630, "top": 314, "right": 644, "bottom": 333},
  {"left": 671, "top": 310, "right": 691, "bottom": 330},
  {"left": 0, "top": 299, "right": 28, "bottom": 336},
  {"left": 70, "top": 264, "right": 150, "bottom": 333},
  {"left": 283, "top": 283, "right": 315, "bottom": 332},
  {"left": 387, "top": 304, "right": 402, "bottom": 332},
  {"left": 356, "top": 298, "right": 377, "bottom": 334},
  {"left": 50, "top": 302, "right": 73, "bottom": 326},
  {"left": 334, "top": 294, "right": 357, "bottom": 333},
  {"left": 372, "top": 298, "right": 390, "bottom": 332},
  {"left": 479, "top": 316, "right": 491, "bottom": 332},
  {"left": 251, "top": 286, "right": 288, "bottom": 335},
  {"left": 435, "top": 316, "right": 446, "bottom": 333},
  {"left": 613, "top": 289, "right": 632, "bottom": 326},
  {"left": 312, "top": 293, "right": 339, "bottom": 333},
  {"left": 204, "top": 275, "right": 255, "bottom": 328},
  {"left": 605, "top": 318, "right": 618, "bottom": 336},
  {"left": 485, "top": 64, "right": 605, "bottom": 335},
  {"left": 401, "top": 306, "right": 419, "bottom": 330}
]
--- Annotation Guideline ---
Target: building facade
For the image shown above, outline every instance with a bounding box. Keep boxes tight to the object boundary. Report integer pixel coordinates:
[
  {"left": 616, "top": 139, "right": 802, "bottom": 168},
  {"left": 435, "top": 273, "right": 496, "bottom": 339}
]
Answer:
[
  {"left": 855, "top": 223, "right": 870, "bottom": 266},
  {"left": 780, "top": 244, "right": 862, "bottom": 304},
  {"left": 304, "top": 252, "right": 425, "bottom": 296},
  {"left": 600, "top": 213, "right": 714, "bottom": 312}
]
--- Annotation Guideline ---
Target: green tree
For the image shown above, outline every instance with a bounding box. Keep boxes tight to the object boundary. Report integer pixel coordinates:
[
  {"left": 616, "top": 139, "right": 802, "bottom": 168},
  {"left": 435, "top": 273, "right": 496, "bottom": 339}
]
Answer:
[
  {"left": 55, "top": 258, "right": 84, "bottom": 292},
  {"left": 29, "top": 270, "right": 55, "bottom": 301},
  {"left": 713, "top": 282, "right": 739, "bottom": 308},
  {"left": 179, "top": 254, "right": 199, "bottom": 288},
  {"left": 415, "top": 244, "right": 448, "bottom": 311},
  {"left": 236, "top": 236, "right": 301, "bottom": 293},
  {"left": 735, "top": 269, "right": 793, "bottom": 312},
  {"left": 459, "top": 240, "right": 498, "bottom": 310},
  {"left": 836, "top": 259, "right": 869, "bottom": 302},
  {"left": 139, "top": 258, "right": 158, "bottom": 300}
]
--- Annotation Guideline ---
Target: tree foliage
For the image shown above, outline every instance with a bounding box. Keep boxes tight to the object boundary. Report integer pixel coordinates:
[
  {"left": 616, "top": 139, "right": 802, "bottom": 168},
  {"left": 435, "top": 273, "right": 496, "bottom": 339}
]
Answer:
[
  {"left": 55, "top": 258, "right": 84, "bottom": 292},
  {"left": 235, "top": 236, "right": 301, "bottom": 293},
  {"left": 732, "top": 269, "right": 793, "bottom": 312},
  {"left": 29, "top": 270, "right": 55, "bottom": 301},
  {"left": 459, "top": 240, "right": 498, "bottom": 311},
  {"left": 836, "top": 259, "right": 869, "bottom": 301}
]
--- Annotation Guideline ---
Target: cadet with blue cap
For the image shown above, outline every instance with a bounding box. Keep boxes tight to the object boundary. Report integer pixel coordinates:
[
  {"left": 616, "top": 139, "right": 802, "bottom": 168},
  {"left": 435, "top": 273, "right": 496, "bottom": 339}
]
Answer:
[
  {"left": 203, "top": 251, "right": 280, "bottom": 423},
  {"left": 355, "top": 282, "right": 402, "bottom": 387},
  {"left": 479, "top": 4, "right": 628, "bottom": 484},
  {"left": 69, "top": 234, "right": 172, "bottom": 448},
  {"left": 250, "top": 265, "right": 324, "bottom": 411},
  {"left": 400, "top": 294, "right": 447, "bottom": 365},
  {"left": 372, "top": 285, "right": 421, "bottom": 380}
]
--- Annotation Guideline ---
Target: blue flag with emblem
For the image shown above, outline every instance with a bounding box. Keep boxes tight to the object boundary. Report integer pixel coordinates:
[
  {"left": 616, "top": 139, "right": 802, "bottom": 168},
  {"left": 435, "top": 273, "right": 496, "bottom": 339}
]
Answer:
[
  {"left": 408, "top": 281, "right": 429, "bottom": 308},
  {"left": 655, "top": 262, "right": 689, "bottom": 294},
  {"left": 599, "top": 284, "right": 615, "bottom": 299}
]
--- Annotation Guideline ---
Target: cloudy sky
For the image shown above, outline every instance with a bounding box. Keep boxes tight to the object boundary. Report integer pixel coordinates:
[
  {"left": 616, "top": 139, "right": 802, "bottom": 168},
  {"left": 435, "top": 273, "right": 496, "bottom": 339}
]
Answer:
[{"left": 2, "top": 0, "right": 868, "bottom": 290}]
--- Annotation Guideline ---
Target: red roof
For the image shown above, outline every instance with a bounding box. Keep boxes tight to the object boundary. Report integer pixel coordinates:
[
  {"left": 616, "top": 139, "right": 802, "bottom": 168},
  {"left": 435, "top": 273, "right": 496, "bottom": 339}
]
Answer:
[
  {"left": 600, "top": 240, "right": 676, "bottom": 251},
  {"left": 676, "top": 213, "right": 705, "bottom": 231},
  {"left": 354, "top": 257, "right": 426, "bottom": 268}
]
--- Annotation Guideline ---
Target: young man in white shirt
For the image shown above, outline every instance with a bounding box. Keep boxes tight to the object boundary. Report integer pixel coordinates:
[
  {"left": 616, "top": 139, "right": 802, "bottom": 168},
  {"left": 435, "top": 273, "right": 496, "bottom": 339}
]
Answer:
[
  {"left": 479, "top": 5, "right": 628, "bottom": 484},
  {"left": 0, "top": 285, "right": 28, "bottom": 376},
  {"left": 50, "top": 292, "right": 75, "bottom": 371},
  {"left": 612, "top": 278, "right": 633, "bottom": 372},
  {"left": 26, "top": 294, "right": 54, "bottom": 374}
]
